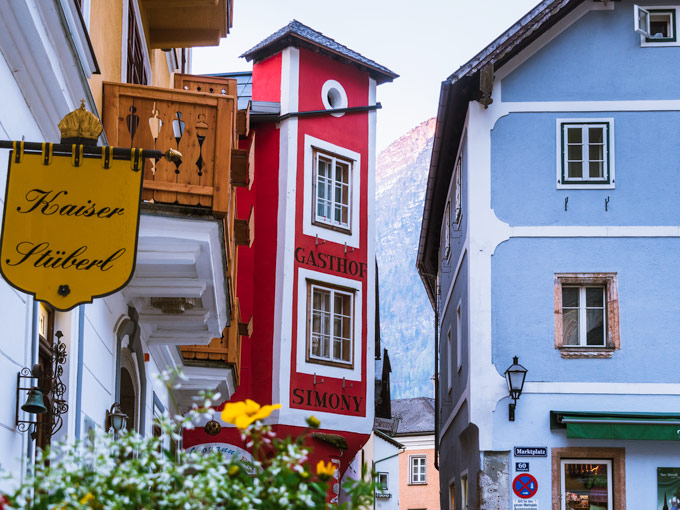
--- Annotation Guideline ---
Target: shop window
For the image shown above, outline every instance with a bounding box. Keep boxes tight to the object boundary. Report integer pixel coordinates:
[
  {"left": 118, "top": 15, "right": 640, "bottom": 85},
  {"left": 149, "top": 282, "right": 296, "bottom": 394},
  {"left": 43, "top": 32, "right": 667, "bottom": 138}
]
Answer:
[
  {"left": 552, "top": 448, "right": 625, "bottom": 510},
  {"left": 313, "top": 150, "right": 353, "bottom": 232},
  {"left": 558, "top": 121, "right": 613, "bottom": 188},
  {"left": 554, "top": 274, "right": 620, "bottom": 358},
  {"left": 36, "top": 303, "right": 55, "bottom": 452},
  {"left": 307, "top": 281, "right": 354, "bottom": 368},
  {"left": 409, "top": 455, "right": 427, "bottom": 484},
  {"left": 635, "top": 5, "right": 678, "bottom": 43}
]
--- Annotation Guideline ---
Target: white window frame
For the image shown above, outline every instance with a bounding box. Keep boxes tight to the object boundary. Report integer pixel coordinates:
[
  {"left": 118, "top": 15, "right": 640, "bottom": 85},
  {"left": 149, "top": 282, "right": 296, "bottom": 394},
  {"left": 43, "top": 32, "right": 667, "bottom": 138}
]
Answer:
[
  {"left": 456, "top": 301, "right": 463, "bottom": 372},
  {"left": 303, "top": 135, "right": 361, "bottom": 247},
  {"left": 636, "top": 5, "right": 679, "bottom": 46},
  {"left": 409, "top": 455, "right": 427, "bottom": 484},
  {"left": 296, "top": 268, "right": 363, "bottom": 381},
  {"left": 447, "top": 326, "right": 453, "bottom": 394},
  {"left": 561, "top": 285, "right": 607, "bottom": 347},
  {"left": 556, "top": 118, "right": 615, "bottom": 189},
  {"left": 307, "top": 282, "right": 354, "bottom": 367},
  {"left": 376, "top": 472, "right": 389, "bottom": 491},
  {"left": 313, "top": 150, "right": 352, "bottom": 231},
  {"left": 560, "top": 459, "right": 613, "bottom": 510},
  {"left": 453, "top": 156, "right": 462, "bottom": 225}
]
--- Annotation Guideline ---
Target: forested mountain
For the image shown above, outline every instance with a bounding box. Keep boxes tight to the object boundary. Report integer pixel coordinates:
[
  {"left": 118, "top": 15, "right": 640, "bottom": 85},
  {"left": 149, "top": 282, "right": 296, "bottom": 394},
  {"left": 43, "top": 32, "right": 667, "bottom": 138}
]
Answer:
[{"left": 376, "top": 118, "right": 435, "bottom": 399}]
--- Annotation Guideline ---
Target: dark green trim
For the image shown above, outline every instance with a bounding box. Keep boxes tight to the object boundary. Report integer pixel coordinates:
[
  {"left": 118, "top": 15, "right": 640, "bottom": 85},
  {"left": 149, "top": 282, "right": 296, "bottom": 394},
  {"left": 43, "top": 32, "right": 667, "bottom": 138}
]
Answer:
[
  {"left": 551, "top": 411, "right": 680, "bottom": 441},
  {"left": 560, "top": 122, "right": 611, "bottom": 185},
  {"left": 645, "top": 9, "right": 677, "bottom": 43}
]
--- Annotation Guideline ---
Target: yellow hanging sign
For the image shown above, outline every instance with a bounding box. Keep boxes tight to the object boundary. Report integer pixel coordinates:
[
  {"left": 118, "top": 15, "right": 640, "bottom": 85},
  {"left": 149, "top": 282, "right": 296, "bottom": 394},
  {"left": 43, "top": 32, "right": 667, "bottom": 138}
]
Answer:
[{"left": 0, "top": 144, "right": 143, "bottom": 311}]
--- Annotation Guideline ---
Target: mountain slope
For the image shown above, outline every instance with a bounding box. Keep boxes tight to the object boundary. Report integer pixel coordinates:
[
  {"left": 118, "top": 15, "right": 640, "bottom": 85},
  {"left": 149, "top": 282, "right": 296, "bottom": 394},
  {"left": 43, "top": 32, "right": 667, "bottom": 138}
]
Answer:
[{"left": 376, "top": 118, "right": 435, "bottom": 399}]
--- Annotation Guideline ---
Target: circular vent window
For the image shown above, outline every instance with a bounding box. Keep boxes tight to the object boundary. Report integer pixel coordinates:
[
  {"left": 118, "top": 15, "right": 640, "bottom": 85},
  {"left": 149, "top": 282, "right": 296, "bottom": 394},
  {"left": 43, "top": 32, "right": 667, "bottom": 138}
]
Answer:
[{"left": 321, "top": 80, "right": 347, "bottom": 117}]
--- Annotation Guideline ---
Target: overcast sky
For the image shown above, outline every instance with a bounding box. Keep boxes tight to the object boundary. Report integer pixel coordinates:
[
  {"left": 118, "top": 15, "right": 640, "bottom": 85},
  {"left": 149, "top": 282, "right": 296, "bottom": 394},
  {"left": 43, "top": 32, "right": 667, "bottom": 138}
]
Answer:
[{"left": 192, "top": 0, "right": 541, "bottom": 151}]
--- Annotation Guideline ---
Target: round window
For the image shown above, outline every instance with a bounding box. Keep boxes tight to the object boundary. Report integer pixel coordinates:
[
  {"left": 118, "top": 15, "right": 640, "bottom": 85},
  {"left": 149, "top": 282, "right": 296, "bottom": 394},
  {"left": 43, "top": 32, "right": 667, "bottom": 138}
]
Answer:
[{"left": 321, "top": 80, "right": 348, "bottom": 117}]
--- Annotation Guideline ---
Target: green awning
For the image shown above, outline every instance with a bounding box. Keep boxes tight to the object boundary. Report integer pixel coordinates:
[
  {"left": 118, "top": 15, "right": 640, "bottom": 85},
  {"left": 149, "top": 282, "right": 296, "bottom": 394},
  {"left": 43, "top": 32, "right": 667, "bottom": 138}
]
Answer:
[{"left": 551, "top": 411, "right": 680, "bottom": 441}]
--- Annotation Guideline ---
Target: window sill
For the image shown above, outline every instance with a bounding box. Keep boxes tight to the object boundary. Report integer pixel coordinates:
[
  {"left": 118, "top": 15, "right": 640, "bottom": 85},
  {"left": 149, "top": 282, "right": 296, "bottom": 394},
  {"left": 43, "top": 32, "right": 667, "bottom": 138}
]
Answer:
[
  {"left": 559, "top": 347, "right": 615, "bottom": 359},
  {"left": 408, "top": 482, "right": 427, "bottom": 486}
]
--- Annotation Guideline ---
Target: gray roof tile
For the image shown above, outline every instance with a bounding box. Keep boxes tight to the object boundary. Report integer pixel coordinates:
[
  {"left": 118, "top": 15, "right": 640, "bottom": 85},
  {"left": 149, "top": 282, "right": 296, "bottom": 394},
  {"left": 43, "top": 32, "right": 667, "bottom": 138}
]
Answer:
[
  {"left": 241, "top": 20, "right": 398, "bottom": 84},
  {"left": 392, "top": 397, "right": 435, "bottom": 435}
]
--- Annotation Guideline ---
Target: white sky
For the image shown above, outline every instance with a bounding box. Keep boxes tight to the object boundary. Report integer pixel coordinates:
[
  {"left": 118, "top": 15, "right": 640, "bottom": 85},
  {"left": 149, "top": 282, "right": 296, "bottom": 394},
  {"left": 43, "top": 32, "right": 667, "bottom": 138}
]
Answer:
[{"left": 192, "top": 0, "right": 541, "bottom": 151}]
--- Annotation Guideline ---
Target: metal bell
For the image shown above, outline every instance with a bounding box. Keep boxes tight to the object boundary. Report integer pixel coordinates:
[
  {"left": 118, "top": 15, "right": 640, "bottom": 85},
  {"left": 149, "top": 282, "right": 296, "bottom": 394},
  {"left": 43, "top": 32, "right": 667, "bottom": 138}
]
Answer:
[{"left": 21, "top": 387, "right": 48, "bottom": 415}]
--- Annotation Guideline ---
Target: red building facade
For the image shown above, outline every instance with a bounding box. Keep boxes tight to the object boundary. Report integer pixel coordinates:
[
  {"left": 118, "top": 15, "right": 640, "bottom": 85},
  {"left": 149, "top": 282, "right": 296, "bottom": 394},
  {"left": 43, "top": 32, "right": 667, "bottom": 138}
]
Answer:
[{"left": 184, "top": 21, "right": 396, "bottom": 495}]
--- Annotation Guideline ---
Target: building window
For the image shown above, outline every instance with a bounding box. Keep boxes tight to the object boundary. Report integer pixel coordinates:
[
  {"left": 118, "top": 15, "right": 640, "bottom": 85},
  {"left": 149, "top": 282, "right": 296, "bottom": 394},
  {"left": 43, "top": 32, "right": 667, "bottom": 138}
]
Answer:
[
  {"left": 456, "top": 302, "right": 462, "bottom": 372},
  {"left": 447, "top": 326, "right": 453, "bottom": 394},
  {"left": 461, "top": 474, "right": 468, "bottom": 510},
  {"left": 453, "top": 156, "right": 462, "bottom": 225},
  {"left": 558, "top": 121, "right": 613, "bottom": 188},
  {"left": 409, "top": 455, "right": 427, "bottom": 484},
  {"left": 376, "top": 472, "right": 389, "bottom": 491},
  {"left": 449, "top": 481, "right": 456, "bottom": 510},
  {"left": 635, "top": 5, "right": 677, "bottom": 43},
  {"left": 313, "top": 150, "right": 352, "bottom": 232},
  {"left": 554, "top": 273, "right": 620, "bottom": 358},
  {"left": 127, "top": 0, "right": 148, "bottom": 85},
  {"left": 307, "top": 282, "right": 354, "bottom": 367},
  {"left": 552, "top": 448, "right": 624, "bottom": 510},
  {"left": 443, "top": 200, "right": 451, "bottom": 259},
  {"left": 36, "top": 303, "right": 55, "bottom": 452}
]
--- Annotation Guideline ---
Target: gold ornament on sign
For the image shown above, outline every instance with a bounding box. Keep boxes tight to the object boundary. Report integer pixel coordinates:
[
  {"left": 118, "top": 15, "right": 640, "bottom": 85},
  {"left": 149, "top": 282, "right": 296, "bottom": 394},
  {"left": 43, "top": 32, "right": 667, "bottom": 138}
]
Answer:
[{"left": 58, "top": 100, "right": 103, "bottom": 142}]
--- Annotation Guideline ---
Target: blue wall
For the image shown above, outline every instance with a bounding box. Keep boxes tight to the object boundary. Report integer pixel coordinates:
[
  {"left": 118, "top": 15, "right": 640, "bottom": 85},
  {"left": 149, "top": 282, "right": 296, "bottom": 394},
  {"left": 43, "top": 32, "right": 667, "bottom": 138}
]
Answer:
[
  {"left": 501, "top": 1, "right": 680, "bottom": 102},
  {"left": 491, "top": 237, "right": 680, "bottom": 382},
  {"left": 491, "top": 111, "right": 680, "bottom": 226}
]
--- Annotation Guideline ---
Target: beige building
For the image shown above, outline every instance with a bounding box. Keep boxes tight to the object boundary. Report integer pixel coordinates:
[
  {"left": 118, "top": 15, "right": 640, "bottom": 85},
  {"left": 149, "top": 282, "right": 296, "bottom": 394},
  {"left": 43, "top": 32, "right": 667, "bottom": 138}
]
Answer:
[{"left": 393, "top": 398, "right": 440, "bottom": 510}]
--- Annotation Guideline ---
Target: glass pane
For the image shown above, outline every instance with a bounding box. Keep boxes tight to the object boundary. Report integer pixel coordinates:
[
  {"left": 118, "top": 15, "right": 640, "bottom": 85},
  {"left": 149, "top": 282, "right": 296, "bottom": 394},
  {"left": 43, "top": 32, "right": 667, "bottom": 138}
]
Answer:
[
  {"left": 342, "top": 339, "right": 351, "bottom": 362},
  {"left": 318, "top": 158, "right": 329, "bottom": 177},
  {"left": 589, "top": 127, "right": 604, "bottom": 144},
  {"left": 567, "top": 145, "right": 582, "bottom": 161},
  {"left": 312, "top": 313, "right": 321, "bottom": 334},
  {"left": 333, "top": 338, "right": 341, "bottom": 360},
  {"left": 588, "top": 144, "right": 603, "bottom": 161},
  {"left": 567, "top": 127, "right": 582, "bottom": 144},
  {"left": 563, "top": 463, "right": 609, "bottom": 510},
  {"left": 562, "top": 287, "right": 579, "bottom": 308},
  {"left": 568, "top": 162, "right": 583, "bottom": 178},
  {"left": 336, "top": 162, "right": 349, "bottom": 184},
  {"left": 586, "top": 287, "right": 604, "bottom": 307},
  {"left": 587, "top": 309, "right": 605, "bottom": 346},
  {"left": 322, "top": 336, "right": 330, "bottom": 358},
  {"left": 342, "top": 316, "right": 351, "bottom": 339},
  {"left": 334, "top": 316, "right": 341, "bottom": 338},
  {"left": 322, "top": 313, "right": 330, "bottom": 335},
  {"left": 589, "top": 161, "right": 604, "bottom": 179},
  {"left": 311, "top": 335, "right": 320, "bottom": 357},
  {"left": 563, "top": 309, "right": 579, "bottom": 345}
]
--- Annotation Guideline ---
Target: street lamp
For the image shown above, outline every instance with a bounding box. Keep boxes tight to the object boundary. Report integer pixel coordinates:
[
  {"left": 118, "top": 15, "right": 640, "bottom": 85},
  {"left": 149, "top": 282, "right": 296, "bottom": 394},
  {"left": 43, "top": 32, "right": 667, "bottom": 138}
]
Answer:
[
  {"left": 504, "top": 356, "right": 527, "bottom": 421},
  {"left": 106, "top": 403, "right": 129, "bottom": 433}
]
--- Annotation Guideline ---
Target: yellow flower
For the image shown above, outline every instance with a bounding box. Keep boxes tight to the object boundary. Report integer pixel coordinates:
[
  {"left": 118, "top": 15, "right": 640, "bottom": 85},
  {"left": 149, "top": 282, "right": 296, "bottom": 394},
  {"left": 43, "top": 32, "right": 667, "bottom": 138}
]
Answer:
[
  {"left": 316, "top": 460, "right": 336, "bottom": 481},
  {"left": 228, "top": 465, "right": 240, "bottom": 476},
  {"left": 79, "top": 492, "right": 95, "bottom": 505},
  {"left": 305, "top": 415, "right": 321, "bottom": 429},
  {"left": 221, "top": 399, "right": 282, "bottom": 429}
]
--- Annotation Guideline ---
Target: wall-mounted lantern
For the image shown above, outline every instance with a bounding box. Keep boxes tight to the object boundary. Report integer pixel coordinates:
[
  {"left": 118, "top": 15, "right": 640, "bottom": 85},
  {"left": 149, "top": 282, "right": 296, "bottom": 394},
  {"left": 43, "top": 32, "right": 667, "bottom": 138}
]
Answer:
[
  {"left": 16, "top": 331, "right": 68, "bottom": 438},
  {"left": 504, "top": 356, "right": 527, "bottom": 421},
  {"left": 106, "top": 403, "right": 129, "bottom": 433}
]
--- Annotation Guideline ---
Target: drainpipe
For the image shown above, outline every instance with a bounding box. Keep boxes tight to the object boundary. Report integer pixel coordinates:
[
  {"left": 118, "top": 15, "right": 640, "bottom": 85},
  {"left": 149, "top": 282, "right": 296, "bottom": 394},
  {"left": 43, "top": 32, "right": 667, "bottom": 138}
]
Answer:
[
  {"left": 434, "top": 307, "right": 440, "bottom": 471},
  {"left": 372, "top": 447, "right": 405, "bottom": 510},
  {"left": 25, "top": 300, "right": 39, "bottom": 465}
]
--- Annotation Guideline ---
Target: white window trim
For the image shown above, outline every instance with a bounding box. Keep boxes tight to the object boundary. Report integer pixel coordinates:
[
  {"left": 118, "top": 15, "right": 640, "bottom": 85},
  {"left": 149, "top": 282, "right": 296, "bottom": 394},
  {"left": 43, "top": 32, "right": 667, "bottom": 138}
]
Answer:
[
  {"left": 296, "top": 267, "right": 362, "bottom": 381},
  {"left": 443, "top": 200, "right": 451, "bottom": 260},
  {"left": 376, "top": 472, "right": 389, "bottom": 490},
  {"left": 447, "top": 326, "right": 452, "bottom": 394},
  {"left": 555, "top": 118, "right": 615, "bottom": 190},
  {"left": 307, "top": 282, "right": 354, "bottom": 366},
  {"left": 456, "top": 301, "right": 463, "bottom": 372},
  {"left": 313, "top": 151, "right": 352, "bottom": 231},
  {"left": 560, "top": 459, "right": 613, "bottom": 510},
  {"left": 562, "top": 285, "right": 606, "bottom": 347},
  {"left": 409, "top": 454, "right": 427, "bottom": 484},
  {"left": 303, "top": 135, "right": 361, "bottom": 248},
  {"left": 636, "top": 5, "right": 680, "bottom": 47}
]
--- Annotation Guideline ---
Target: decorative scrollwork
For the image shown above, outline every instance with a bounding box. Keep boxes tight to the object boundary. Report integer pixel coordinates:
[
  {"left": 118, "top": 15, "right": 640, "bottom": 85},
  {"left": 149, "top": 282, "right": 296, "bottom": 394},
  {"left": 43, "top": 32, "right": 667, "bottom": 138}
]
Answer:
[{"left": 49, "top": 331, "right": 69, "bottom": 436}]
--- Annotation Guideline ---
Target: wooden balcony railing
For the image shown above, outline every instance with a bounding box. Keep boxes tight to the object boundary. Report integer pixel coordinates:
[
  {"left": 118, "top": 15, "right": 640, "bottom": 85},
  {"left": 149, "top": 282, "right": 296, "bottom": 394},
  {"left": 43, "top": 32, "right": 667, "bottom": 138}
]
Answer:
[{"left": 102, "top": 81, "right": 237, "bottom": 215}]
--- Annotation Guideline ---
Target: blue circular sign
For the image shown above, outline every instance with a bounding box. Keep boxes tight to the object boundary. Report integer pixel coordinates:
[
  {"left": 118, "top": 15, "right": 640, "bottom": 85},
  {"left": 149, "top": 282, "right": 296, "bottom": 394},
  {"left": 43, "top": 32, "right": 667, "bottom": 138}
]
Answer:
[{"left": 512, "top": 474, "right": 538, "bottom": 498}]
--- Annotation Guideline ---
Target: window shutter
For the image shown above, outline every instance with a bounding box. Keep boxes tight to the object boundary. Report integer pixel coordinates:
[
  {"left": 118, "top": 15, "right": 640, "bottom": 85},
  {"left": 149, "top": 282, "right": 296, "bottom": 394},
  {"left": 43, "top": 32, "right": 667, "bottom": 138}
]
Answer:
[{"left": 634, "top": 5, "right": 651, "bottom": 37}]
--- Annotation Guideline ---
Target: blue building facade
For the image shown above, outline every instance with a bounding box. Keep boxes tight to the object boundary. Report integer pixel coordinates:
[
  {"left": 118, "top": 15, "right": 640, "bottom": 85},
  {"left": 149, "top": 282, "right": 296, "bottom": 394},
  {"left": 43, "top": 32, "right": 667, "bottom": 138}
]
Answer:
[{"left": 418, "top": 1, "right": 680, "bottom": 509}]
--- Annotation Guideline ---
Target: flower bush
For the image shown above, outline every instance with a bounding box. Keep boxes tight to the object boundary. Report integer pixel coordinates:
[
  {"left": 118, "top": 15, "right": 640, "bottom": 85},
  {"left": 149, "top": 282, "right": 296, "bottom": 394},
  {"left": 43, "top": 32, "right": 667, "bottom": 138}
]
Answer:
[{"left": 1, "top": 384, "right": 375, "bottom": 509}]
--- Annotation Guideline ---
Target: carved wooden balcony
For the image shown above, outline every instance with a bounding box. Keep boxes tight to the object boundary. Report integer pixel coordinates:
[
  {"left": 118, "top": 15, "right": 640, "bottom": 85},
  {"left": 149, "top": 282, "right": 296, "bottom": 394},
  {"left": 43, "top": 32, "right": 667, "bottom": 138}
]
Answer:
[{"left": 102, "top": 81, "right": 237, "bottom": 216}]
